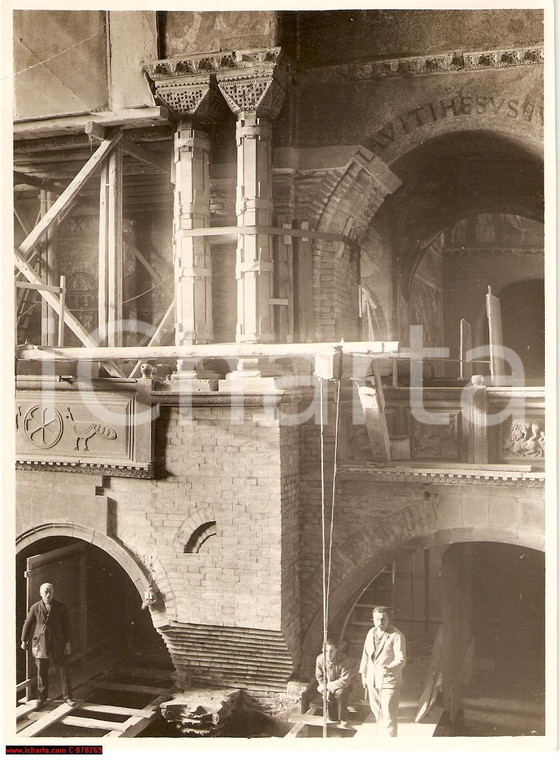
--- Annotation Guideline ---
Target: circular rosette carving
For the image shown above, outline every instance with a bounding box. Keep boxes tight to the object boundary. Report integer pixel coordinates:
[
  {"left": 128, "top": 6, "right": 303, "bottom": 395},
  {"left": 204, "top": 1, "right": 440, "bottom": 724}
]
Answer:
[{"left": 23, "top": 405, "right": 64, "bottom": 449}]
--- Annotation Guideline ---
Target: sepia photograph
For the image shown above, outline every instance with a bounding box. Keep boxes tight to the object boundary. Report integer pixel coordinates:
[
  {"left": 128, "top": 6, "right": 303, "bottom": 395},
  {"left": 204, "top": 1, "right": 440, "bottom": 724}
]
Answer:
[{"left": 3, "top": 2, "right": 556, "bottom": 753}]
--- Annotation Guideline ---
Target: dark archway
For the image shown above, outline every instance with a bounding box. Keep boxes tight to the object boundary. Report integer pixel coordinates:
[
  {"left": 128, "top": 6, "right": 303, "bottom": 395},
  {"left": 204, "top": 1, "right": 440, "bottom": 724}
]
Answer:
[
  {"left": 16, "top": 536, "right": 170, "bottom": 692},
  {"left": 334, "top": 541, "right": 545, "bottom": 736},
  {"left": 370, "top": 130, "right": 544, "bottom": 340}
]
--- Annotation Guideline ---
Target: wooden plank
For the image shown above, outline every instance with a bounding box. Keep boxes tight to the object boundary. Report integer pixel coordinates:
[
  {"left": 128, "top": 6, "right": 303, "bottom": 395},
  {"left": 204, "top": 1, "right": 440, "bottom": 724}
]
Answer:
[
  {"left": 486, "top": 286, "right": 506, "bottom": 384},
  {"left": 98, "top": 160, "right": 109, "bottom": 346},
  {"left": 285, "top": 722, "right": 307, "bottom": 738},
  {"left": 294, "top": 221, "right": 314, "bottom": 342},
  {"left": 60, "top": 715, "right": 125, "bottom": 732},
  {"left": 288, "top": 711, "right": 351, "bottom": 729},
  {"left": 107, "top": 142, "right": 123, "bottom": 348},
  {"left": 459, "top": 318, "right": 473, "bottom": 381},
  {"left": 104, "top": 695, "right": 166, "bottom": 738},
  {"left": 14, "top": 248, "right": 126, "bottom": 378},
  {"left": 17, "top": 700, "right": 82, "bottom": 737},
  {"left": 19, "top": 133, "right": 122, "bottom": 257},
  {"left": 16, "top": 281, "right": 62, "bottom": 293},
  {"left": 58, "top": 275, "right": 66, "bottom": 347},
  {"left": 90, "top": 680, "right": 169, "bottom": 696},
  {"left": 14, "top": 107, "right": 170, "bottom": 139},
  {"left": 273, "top": 216, "right": 294, "bottom": 343},
  {"left": 357, "top": 369, "right": 391, "bottom": 462},
  {"left": 16, "top": 700, "right": 43, "bottom": 721},
  {"left": 17, "top": 339, "right": 400, "bottom": 363},
  {"left": 80, "top": 702, "right": 156, "bottom": 718}
]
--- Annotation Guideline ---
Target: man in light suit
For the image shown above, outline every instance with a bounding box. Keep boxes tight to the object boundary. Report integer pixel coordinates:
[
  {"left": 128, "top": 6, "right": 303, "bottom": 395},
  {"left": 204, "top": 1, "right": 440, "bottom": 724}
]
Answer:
[
  {"left": 359, "top": 605, "right": 406, "bottom": 737},
  {"left": 21, "top": 582, "right": 75, "bottom": 707}
]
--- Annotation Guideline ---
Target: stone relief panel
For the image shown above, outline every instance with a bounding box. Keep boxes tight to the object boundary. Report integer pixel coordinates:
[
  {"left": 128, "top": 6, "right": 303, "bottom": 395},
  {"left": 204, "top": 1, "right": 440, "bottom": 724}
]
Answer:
[
  {"left": 411, "top": 413, "right": 461, "bottom": 460},
  {"left": 16, "top": 386, "right": 154, "bottom": 476},
  {"left": 501, "top": 417, "right": 545, "bottom": 460}
]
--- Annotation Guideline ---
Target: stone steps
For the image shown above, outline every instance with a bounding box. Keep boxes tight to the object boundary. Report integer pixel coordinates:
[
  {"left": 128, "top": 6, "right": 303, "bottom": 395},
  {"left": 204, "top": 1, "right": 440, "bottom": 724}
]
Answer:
[{"left": 161, "top": 623, "right": 294, "bottom": 691}]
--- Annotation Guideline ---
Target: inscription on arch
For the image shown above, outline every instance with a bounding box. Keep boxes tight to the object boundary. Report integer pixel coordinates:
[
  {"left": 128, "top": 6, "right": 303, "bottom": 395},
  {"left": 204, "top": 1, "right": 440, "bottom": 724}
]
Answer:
[{"left": 368, "top": 93, "right": 544, "bottom": 153}]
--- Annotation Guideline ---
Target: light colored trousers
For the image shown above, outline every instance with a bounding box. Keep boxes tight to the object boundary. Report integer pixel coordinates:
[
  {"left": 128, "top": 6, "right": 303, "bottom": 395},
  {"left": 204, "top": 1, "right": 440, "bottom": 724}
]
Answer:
[{"left": 367, "top": 685, "right": 401, "bottom": 737}]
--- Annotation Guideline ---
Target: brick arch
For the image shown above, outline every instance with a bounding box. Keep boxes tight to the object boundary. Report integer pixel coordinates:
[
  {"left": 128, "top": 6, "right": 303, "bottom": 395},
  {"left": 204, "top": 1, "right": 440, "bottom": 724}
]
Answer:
[
  {"left": 175, "top": 506, "right": 217, "bottom": 550},
  {"left": 310, "top": 148, "right": 402, "bottom": 342},
  {"left": 16, "top": 522, "right": 172, "bottom": 629},
  {"left": 300, "top": 494, "right": 544, "bottom": 674}
]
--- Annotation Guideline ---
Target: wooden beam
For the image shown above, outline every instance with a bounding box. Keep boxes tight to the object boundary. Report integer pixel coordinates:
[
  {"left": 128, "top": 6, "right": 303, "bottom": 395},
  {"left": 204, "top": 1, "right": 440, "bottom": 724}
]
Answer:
[
  {"left": 60, "top": 715, "right": 125, "bottom": 732},
  {"left": 128, "top": 301, "right": 174, "bottom": 378},
  {"left": 16, "top": 281, "right": 62, "bottom": 293},
  {"left": 357, "top": 370, "right": 392, "bottom": 462},
  {"left": 107, "top": 142, "right": 123, "bottom": 348},
  {"left": 104, "top": 696, "right": 166, "bottom": 738},
  {"left": 19, "top": 133, "right": 122, "bottom": 257},
  {"left": 14, "top": 248, "right": 126, "bottom": 378},
  {"left": 486, "top": 286, "right": 506, "bottom": 384},
  {"left": 17, "top": 340, "right": 400, "bottom": 363},
  {"left": 14, "top": 107, "right": 170, "bottom": 139},
  {"left": 14, "top": 170, "right": 64, "bottom": 193},
  {"left": 17, "top": 700, "right": 83, "bottom": 737},
  {"left": 80, "top": 702, "right": 156, "bottom": 718},
  {"left": 123, "top": 234, "right": 173, "bottom": 296},
  {"left": 121, "top": 136, "right": 170, "bottom": 175},
  {"left": 459, "top": 319, "right": 473, "bottom": 381}
]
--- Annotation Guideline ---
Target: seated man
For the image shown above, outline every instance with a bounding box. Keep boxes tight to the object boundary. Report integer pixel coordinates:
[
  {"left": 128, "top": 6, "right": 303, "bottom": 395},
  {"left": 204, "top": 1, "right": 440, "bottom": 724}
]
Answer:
[{"left": 315, "top": 638, "right": 352, "bottom": 727}]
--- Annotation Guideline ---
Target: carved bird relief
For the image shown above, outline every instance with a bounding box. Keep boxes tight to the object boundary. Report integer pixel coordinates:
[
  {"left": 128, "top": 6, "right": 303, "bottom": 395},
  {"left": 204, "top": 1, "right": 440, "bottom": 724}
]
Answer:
[{"left": 64, "top": 407, "right": 117, "bottom": 452}]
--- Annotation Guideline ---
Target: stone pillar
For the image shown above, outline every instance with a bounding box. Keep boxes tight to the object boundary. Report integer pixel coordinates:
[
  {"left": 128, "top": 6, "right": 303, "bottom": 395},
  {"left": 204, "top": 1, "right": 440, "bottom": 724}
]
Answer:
[
  {"left": 173, "top": 121, "right": 213, "bottom": 346},
  {"left": 144, "top": 66, "right": 225, "bottom": 388},
  {"left": 233, "top": 113, "right": 274, "bottom": 345},
  {"left": 216, "top": 48, "right": 293, "bottom": 385}
]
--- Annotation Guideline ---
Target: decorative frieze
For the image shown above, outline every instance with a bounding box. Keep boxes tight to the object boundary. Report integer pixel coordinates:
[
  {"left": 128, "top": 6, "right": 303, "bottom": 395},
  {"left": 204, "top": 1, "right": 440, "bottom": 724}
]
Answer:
[{"left": 303, "top": 46, "right": 544, "bottom": 84}]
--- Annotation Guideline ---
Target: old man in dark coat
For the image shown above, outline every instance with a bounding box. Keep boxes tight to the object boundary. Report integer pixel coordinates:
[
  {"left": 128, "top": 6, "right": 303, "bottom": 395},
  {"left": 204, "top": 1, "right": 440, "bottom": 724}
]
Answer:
[{"left": 21, "top": 582, "right": 74, "bottom": 706}]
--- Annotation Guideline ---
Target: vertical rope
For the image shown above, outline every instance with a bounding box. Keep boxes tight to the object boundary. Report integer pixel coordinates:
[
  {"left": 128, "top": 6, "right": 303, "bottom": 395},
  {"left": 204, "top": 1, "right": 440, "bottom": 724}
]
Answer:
[
  {"left": 319, "top": 377, "right": 329, "bottom": 737},
  {"left": 326, "top": 378, "right": 341, "bottom": 619}
]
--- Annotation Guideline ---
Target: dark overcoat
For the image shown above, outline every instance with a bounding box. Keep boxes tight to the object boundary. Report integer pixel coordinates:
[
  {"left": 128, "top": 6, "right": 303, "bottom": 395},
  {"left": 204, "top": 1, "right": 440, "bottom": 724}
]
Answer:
[{"left": 21, "top": 599, "right": 70, "bottom": 662}]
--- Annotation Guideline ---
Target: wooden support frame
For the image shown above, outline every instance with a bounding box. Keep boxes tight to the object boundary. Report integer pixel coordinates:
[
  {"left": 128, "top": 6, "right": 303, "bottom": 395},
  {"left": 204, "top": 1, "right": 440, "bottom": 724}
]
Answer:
[
  {"left": 86, "top": 121, "right": 170, "bottom": 175},
  {"left": 19, "top": 133, "right": 122, "bottom": 258},
  {"left": 98, "top": 141, "right": 123, "bottom": 347},
  {"left": 128, "top": 300, "right": 175, "bottom": 378},
  {"left": 14, "top": 248, "right": 125, "bottom": 378}
]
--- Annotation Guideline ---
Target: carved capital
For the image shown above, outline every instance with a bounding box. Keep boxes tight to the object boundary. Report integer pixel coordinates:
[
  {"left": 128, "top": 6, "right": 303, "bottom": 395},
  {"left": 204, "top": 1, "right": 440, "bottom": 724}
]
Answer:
[
  {"left": 216, "top": 47, "right": 293, "bottom": 119},
  {"left": 144, "top": 66, "right": 225, "bottom": 126},
  {"left": 145, "top": 47, "right": 293, "bottom": 121}
]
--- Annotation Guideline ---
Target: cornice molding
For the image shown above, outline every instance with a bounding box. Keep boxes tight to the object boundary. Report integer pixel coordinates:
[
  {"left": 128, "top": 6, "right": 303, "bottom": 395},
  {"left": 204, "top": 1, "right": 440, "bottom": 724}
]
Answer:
[
  {"left": 16, "top": 460, "right": 155, "bottom": 478},
  {"left": 337, "top": 464, "right": 544, "bottom": 488},
  {"left": 445, "top": 247, "right": 544, "bottom": 257},
  {"left": 302, "top": 46, "right": 544, "bottom": 84}
]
